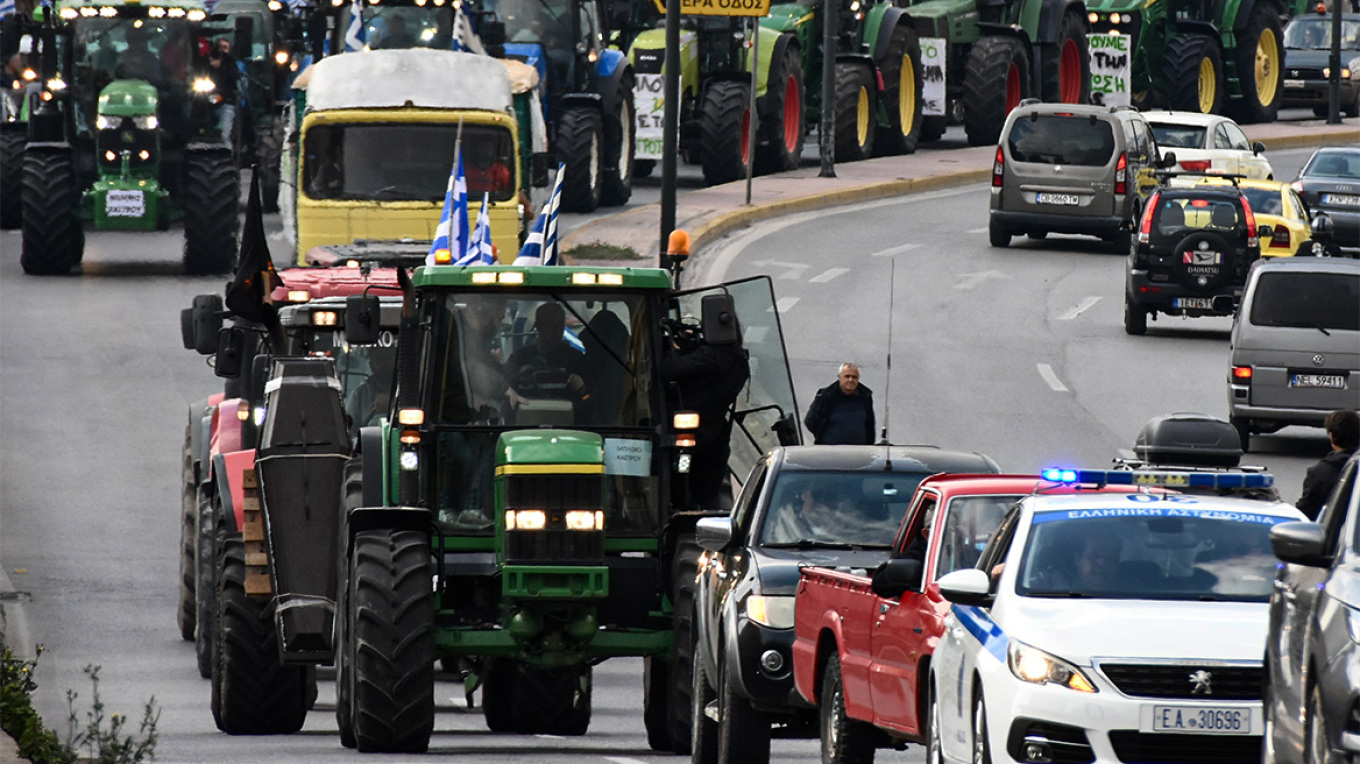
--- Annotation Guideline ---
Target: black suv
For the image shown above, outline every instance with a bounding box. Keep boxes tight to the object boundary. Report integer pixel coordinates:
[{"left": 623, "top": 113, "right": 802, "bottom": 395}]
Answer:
[{"left": 1124, "top": 179, "right": 1271, "bottom": 335}]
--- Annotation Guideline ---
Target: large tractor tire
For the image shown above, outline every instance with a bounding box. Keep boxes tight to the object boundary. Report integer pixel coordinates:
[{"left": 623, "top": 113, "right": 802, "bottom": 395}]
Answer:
[
  {"left": 211, "top": 534, "right": 310, "bottom": 735},
  {"left": 195, "top": 492, "right": 218, "bottom": 679},
  {"left": 350, "top": 529, "right": 435, "bottom": 753},
  {"left": 1042, "top": 10, "right": 1091, "bottom": 104},
  {"left": 920, "top": 117, "right": 947, "bottom": 142},
  {"left": 1227, "top": 5, "right": 1284, "bottom": 123},
  {"left": 601, "top": 77, "right": 635, "bottom": 207},
  {"left": 835, "top": 61, "right": 877, "bottom": 162},
  {"left": 1163, "top": 34, "right": 1224, "bottom": 115},
  {"left": 335, "top": 458, "right": 363, "bottom": 748},
  {"left": 0, "top": 129, "right": 23, "bottom": 229},
  {"left": 700, "top": 80, "right": 751, "bottom": 186},
  {"left": 178, "top": 423, "right": 198, "bottom": 642},
  {"left": 20, "top": 150, "right": 84, "bottom": 275},
  {"left": 557, "top": 107, "right": 604, "bottom": 213},
  {"left": 755, "top": 41, "right": 806, "bottom": 174},
  {"left": 183, "top": 151, "right": 239, "bottom": 276},
  {"left": 257, "top": 120, "right": 284, "bottom": 213},
  {"left": 875, "top": 24, "right": 925, "bottom": 156},
  {"left": 644, "top": 536, "right": 701, "bottom": 753},
  {"left": 963, "top": 36, "right": 1031, "bottom": 147},
  {"left": 482, "top": 660, "right": 592, "bottom": 735}
]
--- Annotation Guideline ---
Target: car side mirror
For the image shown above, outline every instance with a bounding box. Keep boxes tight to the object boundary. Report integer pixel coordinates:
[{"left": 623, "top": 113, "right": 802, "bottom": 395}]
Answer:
[
  {"left": 214, "top": 326, "right": 247, "bottom": 378},
  {"left": 1270, "top": 521, "right": 1331, "bottom": 568},
  {"left": 345, "top": 295, "right": 381, "bottom": 346},
  {"left": 937, "top": 568, "right": 993, "bottom": 607},
  {"left": 1257, "top": 223, "right": 1274, "bottom": 239},
  {"left": 1159, "top": 151, "right": 1177, "bottom": 169},
  {"left": 1252, "top": 141, "right": 1266, "bottom": 156},
  {"left": 870, "top": 557, "right": 923, "bottom": 599},
  {"left": 695, "top": 516, "right": 733, "bottom": 553},
  {"left": 531, "top": 152, "right": 553, "bottom": 188}
]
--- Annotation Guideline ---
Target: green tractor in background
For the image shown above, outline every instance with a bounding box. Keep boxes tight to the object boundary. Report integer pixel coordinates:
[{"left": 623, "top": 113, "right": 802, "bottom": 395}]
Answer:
[
  {"left": 1086, "top": 0, "right": 1301, "bottom": 120},
  {"left": 17, "top": 0, "right": 243, "bottom": 275}
]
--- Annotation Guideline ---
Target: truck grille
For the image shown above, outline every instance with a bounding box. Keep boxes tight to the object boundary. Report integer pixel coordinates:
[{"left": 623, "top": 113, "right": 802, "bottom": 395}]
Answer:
[
  {"left": 1099, "top": 664, "right": 1261, "bottom": 700},
  {"left": 504, "top": 474, "right": 604, "bottom": 565},
  {"left": 1107, "top": 731, "right": 1261, "bottom": 763}
]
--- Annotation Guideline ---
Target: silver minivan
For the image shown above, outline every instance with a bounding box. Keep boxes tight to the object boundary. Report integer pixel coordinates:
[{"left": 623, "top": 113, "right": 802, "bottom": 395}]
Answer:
[{"left": 1228, "top": 257, "right": 1360, "bottom": 451}]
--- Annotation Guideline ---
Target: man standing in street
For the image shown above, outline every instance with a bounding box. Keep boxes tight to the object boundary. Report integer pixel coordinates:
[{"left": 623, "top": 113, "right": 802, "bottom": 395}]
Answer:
[
  {"left": 1297, "top": 409, "right": 1359, "bottom": 520},
  {"left": 804, "top": 363, "right": 876, "bottom": 445}
]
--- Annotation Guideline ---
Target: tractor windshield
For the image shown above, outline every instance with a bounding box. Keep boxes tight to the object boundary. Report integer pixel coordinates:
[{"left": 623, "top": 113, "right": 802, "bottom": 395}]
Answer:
[
  {"left": 426, "top": 290, "right": 663, "bottom": 536},
  {"left": 364, "top": 5, "right": 459, "bottom": 50},
  {"left": 75, "top": 18, "right": 195, "bottom": 86},
  {"left": 299, "top": 329, "right": 400, "bottom": 438}
]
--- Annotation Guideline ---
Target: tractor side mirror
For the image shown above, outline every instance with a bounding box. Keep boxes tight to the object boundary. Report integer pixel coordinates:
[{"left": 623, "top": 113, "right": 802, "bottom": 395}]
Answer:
[
  {"left": 185, "top": 293, "right": 224, "bottom": 355},
  {"left": 531, "top": 152, "right": 553, "bottom": 188},
  {"left": 1252, "top": 141, "right": 1266, "bottom": 156},
  {"left": 345, "top": 294, "right": 382, "bottom": 346},
  {"left": 233, "top": 15, "right": 254, "bottom": 59},
  {"left": 214, "top": 327, "right": 247, "bottom": 378}
]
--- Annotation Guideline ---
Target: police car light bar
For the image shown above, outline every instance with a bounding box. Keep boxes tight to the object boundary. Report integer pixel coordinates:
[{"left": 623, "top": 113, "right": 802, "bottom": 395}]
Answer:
[{"left": 1040, "top": 468, "right": 1273, "bottom": 490}]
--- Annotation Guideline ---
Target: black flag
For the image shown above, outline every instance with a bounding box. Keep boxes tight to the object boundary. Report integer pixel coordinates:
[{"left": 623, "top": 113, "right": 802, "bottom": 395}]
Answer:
[{"left": 224, "top": 168, "right": 282, "bottom": 323}]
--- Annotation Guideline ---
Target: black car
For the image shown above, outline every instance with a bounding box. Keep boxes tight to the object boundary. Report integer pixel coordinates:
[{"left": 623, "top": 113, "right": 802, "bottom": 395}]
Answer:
[
  {"left": 1281, "top": 11, "right": 1360, "bottom": 118},
  {"left": 1124, "top": 181, "right": 1270, "bottom": 335},
  {"left": 1264, "top": 452, "right": 1360, "bottom": 764},
  {"left": 1292, "top": 146, "right": 1360, "bottom": 251},
  {"left": 689, "top": 444, "right": 999, "bottom": 764}
]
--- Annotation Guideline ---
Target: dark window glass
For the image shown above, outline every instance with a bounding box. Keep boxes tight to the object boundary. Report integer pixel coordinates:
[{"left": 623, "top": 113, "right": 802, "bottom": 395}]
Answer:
[
  {"left": 303, "top": 123, "right": 515, "bottom": 202},
  {"left": 1007, "top": 116, "right": 1116, "bottom": 166},
  {"left": 1149, "top": 123, "right": 1206, "bottom": 150},
  {"left": 1249, "top": 272, "right": 1360, "bottom": 331},
  {"left": 758, "top": 471, "right": 924, "bottom": 547}
]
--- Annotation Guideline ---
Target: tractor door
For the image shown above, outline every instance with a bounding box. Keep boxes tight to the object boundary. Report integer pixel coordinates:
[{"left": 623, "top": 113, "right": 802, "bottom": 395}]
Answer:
[{"left": 670, "top": 275, "right": 802, "bottom": 484}]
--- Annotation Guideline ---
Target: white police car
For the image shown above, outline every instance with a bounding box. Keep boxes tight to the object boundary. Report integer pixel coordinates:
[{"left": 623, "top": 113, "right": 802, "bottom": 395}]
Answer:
[{"left": 926, "top": 469, "right": 1305, "bottom": 764}]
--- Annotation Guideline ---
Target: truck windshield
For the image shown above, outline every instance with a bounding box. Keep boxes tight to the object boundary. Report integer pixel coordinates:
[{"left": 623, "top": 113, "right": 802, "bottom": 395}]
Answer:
[
  {"left": 1006, "top": 115, "right": 1115, "bottom": 166},
  {"left": 303, "top": 122, "right": 516, "bottom": 202},
  {"left": 759, "top": 472, "right": 920, "bottom": 548},
  {"left": 1249, "top": 271, "right": 1360, "bottom": 331}
]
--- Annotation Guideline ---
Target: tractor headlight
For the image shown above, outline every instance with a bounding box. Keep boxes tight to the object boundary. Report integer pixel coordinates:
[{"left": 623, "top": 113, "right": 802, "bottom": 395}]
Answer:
[
  {"left": 133, "top": 115, "right": 158, "bottom": 130},
  {"left": 564, "top": 510, "right": 604, "bottom": 531},
  {"left": 506, "top": 509, "right": 546, "bottom": 531},
  {"left": 45, "top": 77, "right": 64, "bottom": 91},
  {"left": 745, "top": 595, "right": 796, "bottom": 629},
  {"left": 192, "top": 77, "right": 216, "bottom": 94},
  {"left": 1007, "top": 640, "right": 1097, "bottom": 692},
  {"left": 398, "top": 450, "right": 420, "bottom": 471},
  {"left": 96, "top": 115, "right": 112, "bottom": 129},
  {"left": 274, "top": 50, "right": 290, "bottom": 66}
]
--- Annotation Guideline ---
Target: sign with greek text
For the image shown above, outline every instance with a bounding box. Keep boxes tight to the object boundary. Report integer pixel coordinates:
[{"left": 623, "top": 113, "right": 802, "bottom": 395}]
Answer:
[
  {"left": 920, "top": 38, "right": 946, "bottom": 117},
  {"left": 604, "top": 438, "right": 652, "bottom": 477},
  {"left": 1088, "top": 34, "right": 1130, "bottom": 107},
  {"left": 635, "top": 73, "right": 665, "bottom": 160},
  {"left": 105, "top": 189, "right": 146, "bottom": 218}
]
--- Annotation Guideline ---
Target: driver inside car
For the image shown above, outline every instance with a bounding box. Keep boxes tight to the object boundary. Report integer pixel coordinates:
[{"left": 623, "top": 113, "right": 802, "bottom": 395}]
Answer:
[{"left": 504, "top": 302, "right": 589, "bottom": 415}]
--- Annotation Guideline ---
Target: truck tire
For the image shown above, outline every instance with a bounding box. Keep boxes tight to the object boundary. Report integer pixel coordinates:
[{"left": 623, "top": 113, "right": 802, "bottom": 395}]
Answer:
[
  {"left": 1163, "top": 34, "right": 1224, "bottom": 115},
  {"left": 1041, "top": 10, "right": 1090, "bottom": 104},
  {"left": 212, "top": 534, "right": 310, "bottom": 734},
  {"left": 756, "top": 41, "right": 806, "bottom": 174},
  {"left": 963, "top": 36, "right": 1031, "bottom": 147},
  {"left": 700, "top": 80, "right": 751, "bottom": 186},
  {"left": 0, "top": 129, "right": 23, "bottom": 229},
  {"left": 556, "top": 107, "right": 604, "bottom": 213},
  {"left": 183, "top": 151, "right": 239, "bottom": 275},
  {"left": 195, "top": 492, "right": 218, "bottom": 679},
  {"left": 835, "top": 61, "right": 877, "bottom": 162},
  {"left": 691, "top": 658, "right": 719, "bottom": 764},
  {"left": 350, "top": 529, "right": 435, "bottom": 753},
  {"left": 717, "top": 659, "right": 772, "bottom": 763},
  {"left": 875, "top": 24, "right": 924, "bottom": 156},
  {"left": 258, "top": 121, "right": 284, "bottom": 213},
  {"left": 178, "top": 423, "right": 197, "bottom": 642},
  {"left": 601, "top": 77, "right": 635, "bottom": 207},
  {"left": 20, "top": 149, "right": 84, "bottom": 275},
  {"left": 645, "top": 535, "right": 701, "bottom": 752},
  {"left": 820, "top": 654, "right": 876, "bottom": 764},
  {"left": 1227, "top": 4, "right": 1284, "bottom": 123}
]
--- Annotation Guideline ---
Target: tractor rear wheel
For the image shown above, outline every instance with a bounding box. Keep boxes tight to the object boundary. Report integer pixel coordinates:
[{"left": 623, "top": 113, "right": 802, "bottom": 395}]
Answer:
[
  {"left": 1227, "top": 5, "right": 1284, "bottom": 123},
  {"left": 257, "top": 119, "right": 284, "bottom": 213},
  {"left": 835, "top": 61, "right": 877, "bottom": 162},
  {"left": 178, "top": 422, "right": 197, "bottom": 642},
  {"left": 1042, "top": 11, "right": 1090, "bottom": 104},
  {"left": 350, "top": 529, "right": 435, "bottom": 753},
  {"left": 183, "top": 150, "right": 239, "bottom": 275},
  {"left": 212, "top": 534, "right": 310, "bottom": 734},
  {"left": 335, "top": 458, "right": 363, "bottom": 748},
  {"left": 20, "top": 149, "right": 84, "bottom": 275},
  {"left": 963, "top": 36, "right": 1031, "bottom": 147},
  {"left": 1164, "top": 34, "right": 1224, "bottom": 115},
  {"left": 601, "top": 78, "right": 635, "bottom": 207},
  {"left": 700, "top": 80, "right": 751, "bottom": 186},
  {"left": 0, "top": 129, "right": 23, "bottom": 229},
  {"left": 756, "top": 41, "right": 806, "bottom": 174},
  {"left": 875, "top": 24, "right": 924, "bottom": 156},
  {"left": 557, "top": 107, "right": 604, "bottom": 213}
]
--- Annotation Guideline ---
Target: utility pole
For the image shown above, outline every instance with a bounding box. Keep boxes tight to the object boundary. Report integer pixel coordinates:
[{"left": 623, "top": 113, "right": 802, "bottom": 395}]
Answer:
[
  {"left": 819, "top": 0, "right": 836, "bottom": 178},
  {"left": 660, "top": 0, "right": 682, "bottom": 253},
  {"left": 1327, "top": 0, "right": 1342, "bottom": 124}
]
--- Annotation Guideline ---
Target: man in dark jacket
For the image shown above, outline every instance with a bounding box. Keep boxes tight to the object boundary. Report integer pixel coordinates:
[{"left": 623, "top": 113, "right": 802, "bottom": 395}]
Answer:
[
  {"left": 804, "top": 363, "right": 876, "bottom": 445},
  {"left": 1297, "top": 409, "right": 1360, "bottom": 520}
]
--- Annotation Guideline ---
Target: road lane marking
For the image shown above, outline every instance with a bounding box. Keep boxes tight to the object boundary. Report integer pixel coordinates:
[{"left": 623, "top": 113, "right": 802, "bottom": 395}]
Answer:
[
  {"left": 605, "top": 758, "right": 652, "bottom": 764},
  {"left": 809, "top": 267, "right": 850, "bottom": 283},
  {"left": 750, "top": 258, "right": 811, "bottom": 279},
  {"left": 953, "top": 270, "right": 1009, "bottom": 290},
  {"left": 1058, "top": 296, "right": 1102, "bottom": 321},
  {"left": 1037, "top": 363, "right": 1068, "bottom": 392},
  {"left": 870, "top": 243, "right": 922, "bottom": 257},
  {"left": 773, "top": 297, "right": 800, "bottom": 313},
  {"left": 744, "top": 326, "right": 770, "bottom": 344},
  {"left": 966, "top": 227, "right": 989, "bottom": 234}
]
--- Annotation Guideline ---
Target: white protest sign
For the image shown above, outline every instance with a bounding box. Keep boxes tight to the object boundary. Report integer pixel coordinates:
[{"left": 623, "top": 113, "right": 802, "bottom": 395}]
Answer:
[
  {"left": 1088, "top": 34, "right": 1131, "bottom": 107},
  {"left": 105, "top": 189, "right": 146, "bottom": 218},
  {"left": 604, "top": 438, "right": 652, "bottom": 477},
  {"left": 635, "top": 73, "right": 665, "bottom": 160},
  {"left": 920, "top": 38, "right": 946, "bottom": 117}
]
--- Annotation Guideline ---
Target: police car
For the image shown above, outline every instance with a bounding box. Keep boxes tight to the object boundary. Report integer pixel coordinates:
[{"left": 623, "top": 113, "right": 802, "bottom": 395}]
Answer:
[{"left": 926, "top": 469, "right": 1306, "bottom": 764}]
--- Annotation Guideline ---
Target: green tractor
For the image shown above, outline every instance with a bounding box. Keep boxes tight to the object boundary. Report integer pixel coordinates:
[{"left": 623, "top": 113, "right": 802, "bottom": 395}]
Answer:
[
  {"left": 1085, "top": 0, "right": 1301, "bottom": 121},
  {"left": 17, "top": 0, "right": 244, "bottom": 275}
]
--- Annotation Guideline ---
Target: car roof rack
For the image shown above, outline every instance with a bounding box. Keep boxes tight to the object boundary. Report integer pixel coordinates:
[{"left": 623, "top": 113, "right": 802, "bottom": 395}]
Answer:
[{"left": 1155, "top": 170, "right": 1248, "bottom": 187}]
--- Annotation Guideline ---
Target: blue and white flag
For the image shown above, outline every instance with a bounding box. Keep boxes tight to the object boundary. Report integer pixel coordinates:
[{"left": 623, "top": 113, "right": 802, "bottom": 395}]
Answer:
[
  {"left": 426, "top": 149, "right": 470, "bottom": 266},
  {"left": 458, "top": 193, "right": 496, "bottom": 265},
  {"left": 344, "top": 1, "right": 366, "bottom": 52},
  {"left": 512, "top": 164, "right": 564, "bottom": 266},
  {"left": 451, "top": 6, "right": 486, "bottom": 54},
  {"left": 0, "top": 0, "right": 18, "bottom": 17},
  {"left": 513, "top": 207, "right": 547, "bottom": 266}
]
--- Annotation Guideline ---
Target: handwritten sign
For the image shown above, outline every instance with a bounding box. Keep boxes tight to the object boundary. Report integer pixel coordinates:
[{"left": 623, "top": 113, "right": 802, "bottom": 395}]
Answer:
[
  {"left": 105, "top": 189, "right": 146, "bottom": 218},
  {"left": 604, "top": 438, "right": 652, "bottom": 477},
  {"left": 635, "top": 73, "right": 665, "bottom": 160},
  {"left": 1088, "top": 34, "right": 1130, "bottom": 107},
  {"left": 920, "top": 38, "right": 946, "bottom": 117}
]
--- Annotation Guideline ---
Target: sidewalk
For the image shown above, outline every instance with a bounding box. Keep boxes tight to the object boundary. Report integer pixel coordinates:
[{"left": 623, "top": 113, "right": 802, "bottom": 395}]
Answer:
[{"left": 562, "top": 117, "right": 1360, "bottom": 266}]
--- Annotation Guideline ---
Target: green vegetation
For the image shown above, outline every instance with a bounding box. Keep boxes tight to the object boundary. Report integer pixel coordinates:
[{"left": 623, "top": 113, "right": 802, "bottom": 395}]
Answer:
[{"left": 564, "top": 242, "right": 641, "bottom": 261}]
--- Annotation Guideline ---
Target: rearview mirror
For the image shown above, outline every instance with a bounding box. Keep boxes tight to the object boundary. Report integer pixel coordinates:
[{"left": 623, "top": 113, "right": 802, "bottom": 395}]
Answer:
[
  {"left": 695, "top": 516, "right": 733, "bottom": 553},
  {"left": 214, "top": 327, "right": 247, "bottom": 378},
  {"left": 936, "top": 568, "right": 992, "bottom": 607},
  {"left": 870, "top": 558, "right": 923, "bottom": 599},
  {"left": 1270, "top": 521, "right": 1331, "bottom": 568},
  {"left": 185, "top": 293, "right": 224, "bottom": 355},
  {"left": 345, "top": 295, "right": 381, "bottom": 346}
]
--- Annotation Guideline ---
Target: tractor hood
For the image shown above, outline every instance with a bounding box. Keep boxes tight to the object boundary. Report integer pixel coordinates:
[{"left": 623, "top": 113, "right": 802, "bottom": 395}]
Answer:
[{"left": 99, "top": 80, "right": 158, "bottom": 117}]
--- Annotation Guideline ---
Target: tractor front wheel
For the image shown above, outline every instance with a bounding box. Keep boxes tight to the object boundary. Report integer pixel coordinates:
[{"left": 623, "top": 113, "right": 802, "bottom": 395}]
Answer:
[
  {"left": 963, "top": 36, "right": 1031, "bottom": 147},
  {"left": 178, "top": 422, "right": 198, "bottom": 642},
  {"left": 20, "top": 149, "right": 84, "bottom": 275},
  {"left": 876, "top": 24, "right": 924, "bottom": 156},
  {"left": 700, "top": 80, "right": 751, "bottom": 186},
  {"left": 835, "top": 61, "right": 877, "bottom": 162},
  {"left": 183, "top": 150, "right": 239, "bottom": 275},
  {"left": 0, "top": 128, "right": 23, "bottom": 229},
  {"left": 756, "top": 41, "right": 806, "bottom": 173},
  {"left": 1164, "top": 34, "right": 1224, "bottom": 115},
  {"left": 1228, "top": 5, "right": 1284, "bottom": 123},
  {"left": 601, "top": 78, "right": 635, "bottom": 207},
  {"left": 644, "top": 536, "right": 701, "bottom": 752},
  {"left": 556, "top": 107, "right": 604, "bottom": 213},
  {"left": 1042, "top": 11, "right": 1090, "bottom": 105}
]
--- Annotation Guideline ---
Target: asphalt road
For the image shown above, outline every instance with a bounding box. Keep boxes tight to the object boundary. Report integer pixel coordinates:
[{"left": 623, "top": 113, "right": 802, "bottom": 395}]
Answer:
[{"left": 0, "top": 138, "right": 1337, "bottom": 764}]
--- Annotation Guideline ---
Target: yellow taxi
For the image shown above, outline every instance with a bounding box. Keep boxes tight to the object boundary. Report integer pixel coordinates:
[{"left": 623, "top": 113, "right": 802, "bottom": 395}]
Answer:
[{"left": 1196, "top": 177, "right": 1314, "bottom": 256}]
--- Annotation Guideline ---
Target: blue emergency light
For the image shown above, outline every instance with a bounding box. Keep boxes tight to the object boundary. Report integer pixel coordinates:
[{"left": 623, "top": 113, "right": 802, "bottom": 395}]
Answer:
[{"left": 1040, "top": 467, "right": 1273, "bottom": 490}]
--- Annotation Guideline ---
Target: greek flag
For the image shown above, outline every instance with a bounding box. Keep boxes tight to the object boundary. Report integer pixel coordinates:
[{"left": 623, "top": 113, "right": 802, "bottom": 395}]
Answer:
[
  {"left": 458, "top": 193, "right": 496, "bottom": 265},
  {"left": 451, "top": 6, "right": 485, "bottom": 54},
  {"left": 344, "top": 1, "right": 365, "bottom": 52},
  {"left": 426, "top": 149, "right": 470, "bottom": 266},
  {"left": 0, "top": 0, "right": 17, "bottom": 17},
  {"left": 512, "top": 164, "right": 564, "bottom": 266}
]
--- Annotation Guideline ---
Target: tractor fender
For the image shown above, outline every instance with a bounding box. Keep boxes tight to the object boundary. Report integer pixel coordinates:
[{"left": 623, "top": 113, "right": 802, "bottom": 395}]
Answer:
[
  {"left": 1037, "top": 0, "right": 1087, "bottom": 45},
  {"left": 1174, "top": 19, "right": 1221, "bottom": 39},
  {"left": 593, "top": 51, "right": 633, "bottom": 151},
  {"left": 560, "top": 91, "right": 604, "bottom": 115},
  {"left": 357, "top": 424, "right": 386, "bottom": 509},
  {"left": 1231, "top": 0, "right": 1278, "bottom": 33},
  {"left": 759, "top": 32, "right": 801, "bottom": 118},
  {"left": 869, "top": 6, "right": 909, "bottom": 62},
  {"left": 347, "top": 505, "right": 433, "bottom": 537},
  {"left": 976, "top": 22, "right": 1034, "bottom": 46},
  {"left": 210, "top": 397, "right": 247, "bottom": 463},
  {"left": 212, "top": 448, "right": 258, "bottom": 535},
  {"left": 835, "top": 52, "right": 880, "bottom": 88}
]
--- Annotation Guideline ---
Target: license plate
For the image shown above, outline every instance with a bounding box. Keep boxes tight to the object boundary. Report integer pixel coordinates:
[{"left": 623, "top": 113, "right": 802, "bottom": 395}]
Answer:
[
  {"left": 1290, "top": 374, "right": 1347, "bottom": 389},
  {"left": 1284, "top": 78, "right": 1305, "bottom": 88},
  {"left": 1174, "top": 297, "right": 1215, "bottom": 309},
  {"left": 105, "top": 189, "right": 145, "bottom": 218},
  {"left": 1037, "top": 193, "right": 1080, "bottom": 206},
  {"left": 1322, "top": 193, "right": 1360, "bottom": 207},
  {"left": 1151, "top": 706, "right": 1251, "bottom": 734}
]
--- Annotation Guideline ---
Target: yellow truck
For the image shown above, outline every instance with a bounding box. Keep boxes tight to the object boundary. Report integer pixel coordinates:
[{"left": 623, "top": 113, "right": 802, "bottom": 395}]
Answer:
[{"left": 280, "top": 49, "right": 549, "bottom": 265}]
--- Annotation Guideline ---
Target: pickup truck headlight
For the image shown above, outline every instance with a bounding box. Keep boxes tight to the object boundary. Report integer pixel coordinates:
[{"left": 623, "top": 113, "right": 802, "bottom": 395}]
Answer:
[
  {"left": 745, "top": 595, "right": 795, "bottom": 629},
  {"left": 1007, "top": 640, "right": 1097, "bottom": 693}
]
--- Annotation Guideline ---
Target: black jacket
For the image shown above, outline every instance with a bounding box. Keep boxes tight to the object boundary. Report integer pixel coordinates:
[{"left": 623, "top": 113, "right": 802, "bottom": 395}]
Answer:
[
  {"left": 1297, "top": 448, "right": 1357, "bottom": 520},
  {"left": 660, "top": 343, "right": 750, "bottom": 445},
  {"left": 803, "top": 381, "right": 875, "bottom": 445}
]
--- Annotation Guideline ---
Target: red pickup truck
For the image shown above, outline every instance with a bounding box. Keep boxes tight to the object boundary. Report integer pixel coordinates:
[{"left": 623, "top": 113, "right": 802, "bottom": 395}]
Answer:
[{"left": 790, "top": 475, "right": 1107, "bottom": 758}]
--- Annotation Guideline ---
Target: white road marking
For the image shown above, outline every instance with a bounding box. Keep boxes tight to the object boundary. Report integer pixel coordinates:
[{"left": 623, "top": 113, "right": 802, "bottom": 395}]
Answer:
[
  {"left": 773, "top": 296, "right": 800, "bottom": 313},
  {"left": 744, "top": 326, "right": 770, "bottom": 345},
  {"left": 952, "top": 270, "right": 1009, "bottom": 290},
  {"left": 870, "top": 243, "right": 922, "bottom": 257},
  {"left": 1037, "top": 363, "right": 1068, "bottom": 392},
  {"left": 966, "top": 227, "right": 989, "bottom": 234},
  {"left": 605, "top": 758, "right": 652, "bottom": 764},
  {"left": 535, "top": 734, "right": 563, "bottom": 740},
  {"left": 809, "top": 267, "right": 850, "bottom": 283},
  {"left": 1058, "top": 296, "right": 1102, "bottom": 321},
  {"left": 749, "top": 258, "right": 811, "bottom": 279}
]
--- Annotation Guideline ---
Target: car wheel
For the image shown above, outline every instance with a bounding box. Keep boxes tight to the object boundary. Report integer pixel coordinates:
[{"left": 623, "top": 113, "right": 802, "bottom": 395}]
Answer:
[
  {"left": 989, "top": 220, "right": 1011, "bottom": 248},
  {"left": 972, "top": 690, "right": 991, "bottom": 764},
  {"left": 1230, "top": 417, "right": 1251, "bottom": 453},
  {"left": 926, "top": 682, "right": 944, "bottom": 764},
  {"left": 1124, "top": 299, "right": 1148, "bottom": 335},
  {"left": 1305, "top": 682, "right": 1331, "bottom": 764}
]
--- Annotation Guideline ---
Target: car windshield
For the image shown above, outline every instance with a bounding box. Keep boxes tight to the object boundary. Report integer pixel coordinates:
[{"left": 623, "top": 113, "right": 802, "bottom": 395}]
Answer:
[
  {"left": 1006, "top": 115, "right": 1115, "bottom": 166},
  {"left": 1149, "top": 123, "right": 1205, "bottom": 150},
  {"left": 1284, "top": 17, "right": 1360, "bottom": 50},
  {"left": 1302, "top": 150, "right": 1360, "bottom": 179},
  {"left": 1016, "top": 506, "right": 1292, "bottom": 602},
  {"left": 759, "top": 472, "right": 925, "bottom": 547},
  {"left": 1249, "top": 271, "right": 1360, "bottom": 331},
  {"left": 303, "top": 122, "right": 515, "bottom": 202}
]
